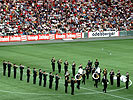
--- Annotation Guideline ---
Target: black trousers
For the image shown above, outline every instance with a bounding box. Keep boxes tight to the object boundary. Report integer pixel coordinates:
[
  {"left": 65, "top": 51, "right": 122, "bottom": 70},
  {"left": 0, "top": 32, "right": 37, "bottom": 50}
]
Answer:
[
  {"left": 126, "top": 81, "right": 129, "bottom": 89},
  {"left": 103, "top": 85, "right": 107, "bottom": 93},
  {"left": 49, "top": 81, "right": 53, "bottom": 89},
  {"left": 55, "top": 82, "right": 59, "bottom": 90},
  {"left": 86, "top": 73, "right": 89, "bottom": 79},
  {"left": 65, "top": 86, "right": 68, "bottom": 93},
  {"left": 117, "top": 79, "right": 120, "bottom": 87},
  {"left": 33, "top": 77, "right": 36, "bottom": 84},
  {"left": 39, "top": 78, "right": 42, "bottom": 86},
  {"left": 14, "top": 71, "right": 16, "bottom": 79},
  {"left": 110, "top": 77, "right": 113, "bottom": 85},
  {"left": 58, "top": 65, "right": 61, "bottom": 73},
  {"left": 71, "top": 86, "right": 74, "bottom": 95},
  {"left": 3, "top": 69, "right": 6, "bottom": 76},
  {"left": 20, "top": 72, "right": 23, "bottom": 80},
  {"left": 43, "top": 80, "right": 46, "bottom": 87},
  {"left": 52, "top": 64, "right": 55, "bottom": 72},
  {"left": 82, "top": 78, "right": 85, "bottom": 85},
  {"left": 27, "top": 76, "right": 30, "bottom": 83},
  {"left": 8, "top": 69, "right": 11, "bottom": 77},
  {"left": 77, "top": 80, "right": 80, "bottom": 89},
  {"left": 94, "top": 79, "right": 98, "bottom": 88},
  {"left": 72, "top": 68, "right": 75, "bottom": 76}
]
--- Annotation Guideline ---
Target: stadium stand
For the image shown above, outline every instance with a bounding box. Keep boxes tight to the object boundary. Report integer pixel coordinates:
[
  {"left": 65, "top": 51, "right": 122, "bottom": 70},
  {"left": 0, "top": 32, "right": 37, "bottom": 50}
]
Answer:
[{"left": 0, "top": 0, "right": 132, "bottom": 36}]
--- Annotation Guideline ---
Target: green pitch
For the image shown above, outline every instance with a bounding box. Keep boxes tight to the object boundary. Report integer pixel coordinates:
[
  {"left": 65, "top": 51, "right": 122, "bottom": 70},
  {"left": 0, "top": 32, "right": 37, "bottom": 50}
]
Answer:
[{"left": 0, "top": 39, "right": 133, "bottom": 100}]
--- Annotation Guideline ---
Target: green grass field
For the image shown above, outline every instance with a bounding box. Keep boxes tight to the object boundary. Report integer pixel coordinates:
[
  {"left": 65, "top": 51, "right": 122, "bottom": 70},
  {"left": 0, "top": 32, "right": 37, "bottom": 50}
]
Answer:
[{"left": 0, "top": 39, "right": 133, "bottom": 100}]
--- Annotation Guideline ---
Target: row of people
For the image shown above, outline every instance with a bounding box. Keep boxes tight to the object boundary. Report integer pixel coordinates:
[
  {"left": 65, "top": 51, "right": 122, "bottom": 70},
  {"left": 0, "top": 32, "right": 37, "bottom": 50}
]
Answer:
[{"left": 2, "top": 59, "right": 130, "bottom": 95}]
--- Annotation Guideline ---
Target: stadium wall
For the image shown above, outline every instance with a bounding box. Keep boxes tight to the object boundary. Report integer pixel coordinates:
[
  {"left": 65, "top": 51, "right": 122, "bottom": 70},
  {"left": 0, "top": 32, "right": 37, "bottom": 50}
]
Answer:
[{"left": 0, "top": 31, "right": 132, "bottom": 42}]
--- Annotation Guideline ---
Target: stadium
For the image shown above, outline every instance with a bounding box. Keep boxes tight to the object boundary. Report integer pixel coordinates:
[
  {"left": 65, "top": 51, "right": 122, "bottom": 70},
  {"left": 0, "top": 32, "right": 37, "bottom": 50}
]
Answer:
[{"left": 0, "top": 0, "right": 133, "bottom": 100}]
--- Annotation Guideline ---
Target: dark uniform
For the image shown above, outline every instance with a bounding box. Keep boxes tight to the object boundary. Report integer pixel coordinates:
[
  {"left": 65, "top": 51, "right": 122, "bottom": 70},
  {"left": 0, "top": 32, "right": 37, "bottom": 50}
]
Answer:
[
  {"left": 64, "top": 60, "right": 69, "bottom": 74},
  {"left": 116, "top": 70, "right": 121, "bottom": 87},
  {"left": 39, "top": 69, "right": 43, "bottom": 86},
  {"left": 7, "top": 61, "right": 12, "bottom": 77},
  {"left": 126, "top": 72, "right": 129, "bottom": 89},
  {"left": 55, "top": 74, "right": 60, "bottom": 90},
  {"left": 49, "top": 72, "right": 54, "bottom": 89},
  {"left": 57, "top": 59, "right": 62, "bottom": 73},
  {"left": 95, "top": 59, "right": 99, "bottom": 69},
  {"left": 86, "top": 65, "right": 90, "bottom": 79},
  {"left": 102, "top": 76, "right": 109, "bottom": 93},
  {"left": 76, "top": 73, "right": 81, "bottom": 89},
  {"left": 82, "top": 69, "right": 86, "bottom": 85},
  {"left": 71, "top": 77, "right": 75, "bottom": 95},
  {"left": 43, "top": 71, "right": 48, "bottom": 87},
  {"left": 3, "top": 60, "right": 7, "bottom": 76},
  {"left": 72, "top": 61, "right": 76, "bottom": 76},
  {"left": 27, "top": 67, "right": 30, "bottom": 83},
  {"left": 20, "top": 64, "right": 24, "bottom": 80},
  {"left": 33, "top": 68, "right": 37, "bottom": 84},
  {"left": 64, "top": 76, "right": 69, "bottom": 93},
  {"left": 13, "top": 64, "right": 18, "bottom": 79},
  {"left": 87, "top": 60, "right": 92, "bottom": 73},
  {"left": 51, "top": 57, "right": 56, "bottom": 72},
  {"left": 109, "top": 70, "right": 114, "bottom": 85},
  {"left": 94, "top": 72, "right": 99, "bottom": 88},
  {"left": 103, "top": 68, "right": 107, "bottom": 79}
]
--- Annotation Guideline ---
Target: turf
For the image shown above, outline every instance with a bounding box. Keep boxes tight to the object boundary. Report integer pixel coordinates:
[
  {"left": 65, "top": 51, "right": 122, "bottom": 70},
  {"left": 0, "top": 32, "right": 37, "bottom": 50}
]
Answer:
[{"left": 0, "top": 39, "right": 133, "bottom": 100}]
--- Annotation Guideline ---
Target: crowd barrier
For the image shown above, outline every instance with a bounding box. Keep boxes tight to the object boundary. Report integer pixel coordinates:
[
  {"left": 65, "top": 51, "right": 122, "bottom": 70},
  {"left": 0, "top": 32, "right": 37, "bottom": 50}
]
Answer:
[
  {"left": 0, "top": 31, "right": 132, "bottom": 42},
  {"left": 0, "top": 33, "right": 82, "bottom": 42}
]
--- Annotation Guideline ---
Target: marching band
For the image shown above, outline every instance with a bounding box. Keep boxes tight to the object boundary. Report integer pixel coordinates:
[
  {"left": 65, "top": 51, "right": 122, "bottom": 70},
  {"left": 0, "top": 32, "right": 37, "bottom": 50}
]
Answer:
[{"left": 2, "top": 58, "right": 130, "bottom": 95}]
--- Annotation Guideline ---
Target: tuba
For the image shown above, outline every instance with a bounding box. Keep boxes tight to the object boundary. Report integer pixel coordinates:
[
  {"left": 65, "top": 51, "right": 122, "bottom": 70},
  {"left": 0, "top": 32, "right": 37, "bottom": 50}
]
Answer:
[{"left": 92, "top": 72, "right": 99, "bottom": 80}]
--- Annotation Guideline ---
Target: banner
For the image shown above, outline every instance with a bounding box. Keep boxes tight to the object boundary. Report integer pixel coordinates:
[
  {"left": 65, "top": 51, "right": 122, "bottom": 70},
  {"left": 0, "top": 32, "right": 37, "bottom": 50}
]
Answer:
[
  {"left": 0, "top": 33, "right": 82, "bottom": 42},
  {"left": 0, "top": 36, "right": 9, "bottom": 42},
  {"left": 27, "top": 35, "right": 39, "bottom": 41},
  {"left": 38, "top": 34, "right": 50, "bottom": 40},
  {"left": 88, "top": 31, "right": 120, "bottom": 38},
  {"left": 9, "top": 35, "right": 21, "bottom": 42}
]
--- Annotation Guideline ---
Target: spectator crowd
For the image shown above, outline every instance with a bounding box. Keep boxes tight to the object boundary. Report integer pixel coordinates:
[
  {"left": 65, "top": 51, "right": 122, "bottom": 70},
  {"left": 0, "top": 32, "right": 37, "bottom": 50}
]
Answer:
[{"left": 0, "top": 0, "right": 132, "bottom": 36}]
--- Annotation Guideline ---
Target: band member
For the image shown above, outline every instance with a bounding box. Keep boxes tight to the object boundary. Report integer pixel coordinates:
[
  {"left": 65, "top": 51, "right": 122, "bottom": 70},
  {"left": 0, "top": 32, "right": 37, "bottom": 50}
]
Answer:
[
  {"left": 71, "top": 77, "right": 76, "bottom": 95},
  {"left": 65, "top": 70, "right": 70, "bottom": 78},
  {"left": 13, "top": 64, "right": 18, "bottom": 79},
  {"left": 3, "top": 60, "right": 7, "bottom": 76},
  {"left": 82, "top": 69, "right": 86, "bottom": 85},
  {"left": 92, "top": 66, "right": 96, "bottom": 75},
  {"left": 72, "top": 61, "right": 76, "bottom": 76},
  {"left": 7, "top": 61, "right": 12, "bottom": 77},
  {"left": 64, "top": 76, "right": 69, "bottom": 93},
  {"left": 79, "top": 64, "right": 82, "bottom": 69},
  {"left": 95, "top": 59, "right": 99, "bottom": 68},
  {"left": 33, "top": 68, "right": 37, "bottom": 84},
  {"left": 57, "top": 59, "right": 62, "bottom": 73},
  {"left": 55, "top": 73, "right": 61, "bottom": 90},
  {"left": 109, "top": 69, "right": 114, "bottom": 85},
  {"left": 86, "top": 65, "right": 90, "bottom": 79},
  {"left": 93, "top": 72, "right": 99, "bottom": 88},
  {"left": 43, "top": 71, "right": 48, "bottom": 87},
  {"left": 20, "top": 64, "right": 24, "bottom": 80},
  {"left": 92, "top": 66, "right": 96, "bottom": 80},
  {"left": 51, "top": 57, "right": 56, "bottom": 72},
  {"left": 49, "top": 72, "right": 54, "bottom": 89},
  {"left": 102, "top": 76, "right": 109, "bottom": 93},
  {"left": 126, "top": 72, "right": 129, "bottom": 89},
  {"left": 103, "top": 68, "right": 107, "bottom": 79},
  {"left": 116, "top": 70, "right": 121, "bottom": 87},
  {"left": 87, "top": 60, "right": 92, "bottom": 73},
  {"left": 27, "top": 67, "right": 31, "bottom": 83},
  {"left": 39, "top": 69, "right": 43, "bottom": 86},
  {"left": 64, "top": 60, "right": 69, "bottom": 74},
  {"left": 76, "top": 73, "right": 81, "bottom": 89}
]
